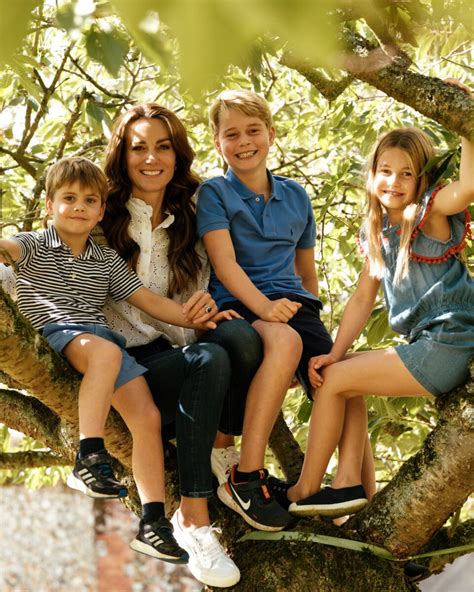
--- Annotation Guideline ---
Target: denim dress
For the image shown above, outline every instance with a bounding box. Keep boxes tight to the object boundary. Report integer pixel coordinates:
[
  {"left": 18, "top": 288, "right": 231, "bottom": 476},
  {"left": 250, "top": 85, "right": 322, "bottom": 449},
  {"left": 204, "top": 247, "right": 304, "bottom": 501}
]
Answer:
[{"left": 362, "top": 187, "right": 474, "bottom": 396}]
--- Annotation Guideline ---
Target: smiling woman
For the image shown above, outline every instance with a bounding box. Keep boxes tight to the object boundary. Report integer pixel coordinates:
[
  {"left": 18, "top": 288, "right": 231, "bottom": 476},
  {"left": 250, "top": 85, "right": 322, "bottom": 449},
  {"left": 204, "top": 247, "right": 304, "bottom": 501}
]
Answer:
[
  {"left": 125, "top": 118, "right": 177, "bottom": 219},
  {"left": 98, "top": 103, "right": 263, "bottom": 588}
]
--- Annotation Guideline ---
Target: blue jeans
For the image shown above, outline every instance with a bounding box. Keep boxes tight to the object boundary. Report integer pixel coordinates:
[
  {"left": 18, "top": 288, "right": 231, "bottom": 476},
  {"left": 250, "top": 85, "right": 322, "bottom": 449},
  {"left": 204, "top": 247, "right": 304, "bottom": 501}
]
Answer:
[{"left": 126, "top": 319, "right": 262, "bottom": 498}]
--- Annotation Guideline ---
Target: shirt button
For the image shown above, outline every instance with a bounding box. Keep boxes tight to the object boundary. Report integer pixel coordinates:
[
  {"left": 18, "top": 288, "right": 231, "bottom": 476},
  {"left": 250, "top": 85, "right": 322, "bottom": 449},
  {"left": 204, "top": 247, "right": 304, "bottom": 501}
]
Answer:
[
  {"left": 255, "top": 197, "right": 260, "bottom": 202},
  {"left": 68, "top": 258, "right": 73, "bottom": 262},
  {"left": 71, "top": 274, "right": 76, "bottom": 279}
]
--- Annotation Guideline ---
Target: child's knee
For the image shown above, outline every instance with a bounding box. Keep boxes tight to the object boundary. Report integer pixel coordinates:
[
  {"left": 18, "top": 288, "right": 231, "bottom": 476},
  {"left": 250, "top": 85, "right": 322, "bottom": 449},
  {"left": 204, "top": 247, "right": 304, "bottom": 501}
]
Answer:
[
  {"left": 95, "top": 339, "right": 123, "bottom": 368},
  {"left": 130, "top": 400, "right": 162, "bottom": 436},
  {"left": 260, "top": 323, "right": 302, "bottom": 359},
  {"left": 143, "top": 403, "right": 162, "bottom": 433}
]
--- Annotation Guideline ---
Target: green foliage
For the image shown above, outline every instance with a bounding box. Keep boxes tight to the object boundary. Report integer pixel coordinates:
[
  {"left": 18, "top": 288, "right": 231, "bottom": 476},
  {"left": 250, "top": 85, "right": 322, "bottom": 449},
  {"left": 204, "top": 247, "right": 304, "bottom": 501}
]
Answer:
[
  {"left": 0, "top": 0, "right": 42, "bottom": 66},
  {"left": 0, "top": 425, "right": 69, "bottom": 488},
  {"left": 0, "top": 0, "right": 472, "bottom": 491}
]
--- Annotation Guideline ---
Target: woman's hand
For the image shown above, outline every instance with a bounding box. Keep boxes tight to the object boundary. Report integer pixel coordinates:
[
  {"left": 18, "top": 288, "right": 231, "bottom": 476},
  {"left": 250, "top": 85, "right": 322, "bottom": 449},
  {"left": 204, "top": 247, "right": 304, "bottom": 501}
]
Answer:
[
  {"left": 182, "top": 289, "right": 218, "bottom": 324},
  {"left": 308, "top": 352, "right": 339, "bottom": 388},
  {"left": 194, "top": 309, "right": 243, "bottom": 331}
]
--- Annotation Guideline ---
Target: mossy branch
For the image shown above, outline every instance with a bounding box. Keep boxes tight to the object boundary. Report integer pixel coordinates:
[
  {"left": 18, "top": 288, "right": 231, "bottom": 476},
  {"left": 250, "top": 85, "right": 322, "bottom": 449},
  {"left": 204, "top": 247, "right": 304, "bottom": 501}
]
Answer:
[{"left": 0, "top": 450, "right": 68, "bottom": 469}]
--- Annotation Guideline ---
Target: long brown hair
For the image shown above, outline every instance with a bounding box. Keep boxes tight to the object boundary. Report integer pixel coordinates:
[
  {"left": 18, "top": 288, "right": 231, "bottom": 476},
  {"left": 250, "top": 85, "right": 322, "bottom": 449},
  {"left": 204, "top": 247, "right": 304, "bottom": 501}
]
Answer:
[
  {"left": 101, "top": 104, "right": 202, "bottom": 296},
  {"left": 365, "top": 128, "right": 435, "bottom": 284}
]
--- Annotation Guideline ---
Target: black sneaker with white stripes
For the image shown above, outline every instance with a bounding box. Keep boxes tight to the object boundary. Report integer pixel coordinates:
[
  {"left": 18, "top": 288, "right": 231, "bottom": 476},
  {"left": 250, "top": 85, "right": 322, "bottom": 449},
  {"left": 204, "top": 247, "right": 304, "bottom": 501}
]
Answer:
[
  {"left": 130, "top": 517, "right": 189, "bottom": 564},
  {"left": 67, "top": 450, "right": 128, "bottom": 499}
]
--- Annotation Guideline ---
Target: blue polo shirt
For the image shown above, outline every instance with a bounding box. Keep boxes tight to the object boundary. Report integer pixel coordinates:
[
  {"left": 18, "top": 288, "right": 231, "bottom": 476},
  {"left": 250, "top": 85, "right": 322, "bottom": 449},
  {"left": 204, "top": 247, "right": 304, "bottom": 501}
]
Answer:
[{"left": 197, "top": 168, "right": 320, "bottom": 307}]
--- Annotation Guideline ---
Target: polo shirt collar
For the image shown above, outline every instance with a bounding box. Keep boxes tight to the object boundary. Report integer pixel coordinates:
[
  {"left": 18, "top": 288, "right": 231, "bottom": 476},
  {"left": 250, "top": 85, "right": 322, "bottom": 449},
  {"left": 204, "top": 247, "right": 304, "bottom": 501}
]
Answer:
[
  {"left": 225, "top": 168, "right": 282, "bottom": 201},
  {"left": 44, "top": 225, "right": 106, "bottom": 261}
]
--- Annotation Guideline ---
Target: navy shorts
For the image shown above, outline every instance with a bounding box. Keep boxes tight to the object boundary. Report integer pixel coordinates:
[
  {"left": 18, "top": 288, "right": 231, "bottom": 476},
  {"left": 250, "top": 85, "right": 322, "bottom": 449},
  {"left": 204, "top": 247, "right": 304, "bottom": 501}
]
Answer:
[
  {"left": 42, "top": 323, "right": 147, "bottom": 389},
  {"left": 221, "top": 293, "right": 333, "bottom": 397}
]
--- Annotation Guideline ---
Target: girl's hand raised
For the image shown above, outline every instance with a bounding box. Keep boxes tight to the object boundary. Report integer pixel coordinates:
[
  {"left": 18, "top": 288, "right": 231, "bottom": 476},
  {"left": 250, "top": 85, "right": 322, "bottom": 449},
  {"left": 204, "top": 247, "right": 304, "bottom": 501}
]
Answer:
[{"left": 308, "top": 352, "right": 339, "bottom": 388}]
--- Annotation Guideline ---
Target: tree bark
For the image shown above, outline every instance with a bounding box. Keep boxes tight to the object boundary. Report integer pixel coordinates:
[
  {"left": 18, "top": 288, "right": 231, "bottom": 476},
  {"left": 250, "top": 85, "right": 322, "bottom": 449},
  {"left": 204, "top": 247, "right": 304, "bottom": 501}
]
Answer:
[
  {"left": 351, "top": 379, "right": 474, "bottom": 556},
  {"left": 1, "top": 286, "right": 472, "bottom": 590},
  {"left": 282, "top": 30, "right": 474, "bottom": 140}
]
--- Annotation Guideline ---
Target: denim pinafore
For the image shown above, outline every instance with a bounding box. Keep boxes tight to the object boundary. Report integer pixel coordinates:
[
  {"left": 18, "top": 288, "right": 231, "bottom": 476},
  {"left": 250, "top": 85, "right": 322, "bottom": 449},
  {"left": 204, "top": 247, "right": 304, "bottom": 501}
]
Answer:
[{"left": 362, "top": 187, "right": 474, "bottom": 395}]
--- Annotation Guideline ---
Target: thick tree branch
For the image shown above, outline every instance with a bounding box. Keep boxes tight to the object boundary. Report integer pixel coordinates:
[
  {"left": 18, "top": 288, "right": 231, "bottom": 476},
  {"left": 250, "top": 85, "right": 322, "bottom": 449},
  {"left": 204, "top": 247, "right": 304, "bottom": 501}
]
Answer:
[
  {"left": 283, "top": 30, "right": 474, "bottom": 140},
  {"left": 0, "top": 288, "right": 133, "bottom": 468},
  {"left": 0, "top": 450, "right": 68, "bottom": 469},
  {"left": 0, "top": 388, "right": 68, "bottom": 452},
  {"left": 351, "top": 373, "right": 474, "bottom": 557},
  {"left": 280, "top": 53, "right": 353, "bottom": 102}
]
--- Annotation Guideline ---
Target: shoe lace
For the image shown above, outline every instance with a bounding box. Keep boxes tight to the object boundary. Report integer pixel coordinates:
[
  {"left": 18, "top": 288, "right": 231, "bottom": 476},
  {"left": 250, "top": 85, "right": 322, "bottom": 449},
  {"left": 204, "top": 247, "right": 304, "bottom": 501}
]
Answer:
[
  {"left": 224, "top": 446, "right": 240, "bottom": 468},
  {"left": 194, "top": 525, "right": 226, "bottom": 565}
]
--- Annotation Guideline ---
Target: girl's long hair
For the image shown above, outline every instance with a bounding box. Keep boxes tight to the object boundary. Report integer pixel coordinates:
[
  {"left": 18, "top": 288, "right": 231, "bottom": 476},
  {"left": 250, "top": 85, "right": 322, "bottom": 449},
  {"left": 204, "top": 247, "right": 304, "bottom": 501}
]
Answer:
[
  {"left": 101, "top": 104, "right": 202, "bottom": 296},
  {"left": 365, "top": 128, "right": 435, "bottom": 284}
]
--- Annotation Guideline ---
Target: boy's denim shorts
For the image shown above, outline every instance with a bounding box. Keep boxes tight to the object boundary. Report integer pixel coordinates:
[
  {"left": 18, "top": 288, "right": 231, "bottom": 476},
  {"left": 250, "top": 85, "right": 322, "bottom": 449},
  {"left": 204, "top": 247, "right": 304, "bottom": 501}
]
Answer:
[
  {"left": 395, "top": 310, "right": 474, "bottom": 396},
  {"left": 42, "top": 322, "right": 147, "bottom": 389}
]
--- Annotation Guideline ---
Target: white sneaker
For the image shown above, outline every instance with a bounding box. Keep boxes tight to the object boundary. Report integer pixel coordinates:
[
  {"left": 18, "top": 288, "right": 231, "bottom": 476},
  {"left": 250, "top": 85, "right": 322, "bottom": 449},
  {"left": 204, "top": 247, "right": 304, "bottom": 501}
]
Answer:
[
  {"left": 211, "top": 446, "right": 240, "bottom": 486},
  {"left": 170, "top": 511, "right": 240, "bottom": 588}
]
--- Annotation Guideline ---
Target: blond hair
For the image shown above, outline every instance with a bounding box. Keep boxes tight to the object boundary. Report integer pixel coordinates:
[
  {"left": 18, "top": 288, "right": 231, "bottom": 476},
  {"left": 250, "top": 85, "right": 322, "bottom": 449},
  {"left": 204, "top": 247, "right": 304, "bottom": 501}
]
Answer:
[
  {"left": 209, "top": 89, "right": 273, "bottom": 135},
  {"left": 365, "top": 128, "right": 435, "bottom": 284},
  {"left": 46, "top": 157, "right": 108, "bottom": 203}
]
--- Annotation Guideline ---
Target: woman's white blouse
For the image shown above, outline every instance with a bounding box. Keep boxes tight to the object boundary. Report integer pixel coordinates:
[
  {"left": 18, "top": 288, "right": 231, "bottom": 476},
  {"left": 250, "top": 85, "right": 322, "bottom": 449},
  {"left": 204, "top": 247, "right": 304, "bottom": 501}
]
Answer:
[{"left": 103, "top": 197, "right": 210, "bottom": 347}]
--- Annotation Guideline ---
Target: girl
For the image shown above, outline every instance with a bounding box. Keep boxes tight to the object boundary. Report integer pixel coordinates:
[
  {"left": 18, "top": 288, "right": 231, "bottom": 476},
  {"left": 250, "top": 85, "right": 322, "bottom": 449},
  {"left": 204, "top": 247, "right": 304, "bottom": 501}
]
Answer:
[{"left": 286, "top": 81, "right": 473, "bottom": 517}]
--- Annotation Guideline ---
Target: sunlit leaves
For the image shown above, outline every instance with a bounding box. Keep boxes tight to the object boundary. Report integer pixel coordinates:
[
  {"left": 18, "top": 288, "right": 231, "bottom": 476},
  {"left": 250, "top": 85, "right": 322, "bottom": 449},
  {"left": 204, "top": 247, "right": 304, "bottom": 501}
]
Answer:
[
  {"left": 111, "top": 0, "right": 341, "bottom": 93},
  {"left": 84, "top": 24, "right": 129, "bottom": 75},
  {"left": 0, "top": 0, "right": 42, "bottom": 66}
]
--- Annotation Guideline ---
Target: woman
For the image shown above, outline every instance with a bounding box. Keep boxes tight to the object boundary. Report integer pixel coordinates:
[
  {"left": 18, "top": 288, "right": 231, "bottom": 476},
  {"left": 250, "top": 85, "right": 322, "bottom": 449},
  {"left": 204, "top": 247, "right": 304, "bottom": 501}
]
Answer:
[{"left": 100, "top": 103, "right": 262, "bottom": 589}]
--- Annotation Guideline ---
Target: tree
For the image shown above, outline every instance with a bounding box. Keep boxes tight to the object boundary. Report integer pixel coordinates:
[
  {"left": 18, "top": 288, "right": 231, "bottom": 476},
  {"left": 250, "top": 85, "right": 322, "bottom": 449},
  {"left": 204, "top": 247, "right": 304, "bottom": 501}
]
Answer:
[{"left": 1, "top": 2, "right": 473, "bottom": 590}]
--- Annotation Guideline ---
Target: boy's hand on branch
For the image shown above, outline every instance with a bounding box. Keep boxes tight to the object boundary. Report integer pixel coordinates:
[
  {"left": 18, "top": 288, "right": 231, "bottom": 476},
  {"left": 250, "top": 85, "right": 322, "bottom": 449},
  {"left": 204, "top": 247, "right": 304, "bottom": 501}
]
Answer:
[
  {"left": 259, "top": 298, "right": 302, "bottom": 322},
  {"left": 308, "top": 352, "right": 339, "bottom": 388}
]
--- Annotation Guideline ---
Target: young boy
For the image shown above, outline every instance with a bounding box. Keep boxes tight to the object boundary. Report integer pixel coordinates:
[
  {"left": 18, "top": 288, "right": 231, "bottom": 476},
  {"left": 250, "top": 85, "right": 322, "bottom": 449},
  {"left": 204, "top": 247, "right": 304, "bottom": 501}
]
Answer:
[
  {"left": 197, "top": 90, "right": 371, "bottom": 527},
  {"left": 0, "top": 157, "right": 229, "bottom": 564}
]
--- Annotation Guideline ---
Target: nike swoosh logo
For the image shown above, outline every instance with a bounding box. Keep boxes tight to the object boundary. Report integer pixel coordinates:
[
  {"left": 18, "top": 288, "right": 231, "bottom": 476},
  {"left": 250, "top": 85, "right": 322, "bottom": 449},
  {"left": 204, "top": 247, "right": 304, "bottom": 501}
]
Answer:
[{"left": 230, "top": 483, "right": 251, "bottom": 510}]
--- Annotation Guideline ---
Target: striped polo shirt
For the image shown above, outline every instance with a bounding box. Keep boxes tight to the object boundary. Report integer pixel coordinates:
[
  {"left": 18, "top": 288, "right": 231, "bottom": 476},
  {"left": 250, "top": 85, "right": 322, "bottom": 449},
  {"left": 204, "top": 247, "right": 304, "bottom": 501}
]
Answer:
[{"left": 13, "top": 226, "right": 143, "bottom": 330}]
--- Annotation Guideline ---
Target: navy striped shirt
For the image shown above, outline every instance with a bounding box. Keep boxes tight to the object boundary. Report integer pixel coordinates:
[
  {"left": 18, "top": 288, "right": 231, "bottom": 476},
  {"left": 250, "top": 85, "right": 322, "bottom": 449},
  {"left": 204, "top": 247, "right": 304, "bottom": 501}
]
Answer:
[{"left": 14, "top": 226, "right": 143, "bottom": 330}]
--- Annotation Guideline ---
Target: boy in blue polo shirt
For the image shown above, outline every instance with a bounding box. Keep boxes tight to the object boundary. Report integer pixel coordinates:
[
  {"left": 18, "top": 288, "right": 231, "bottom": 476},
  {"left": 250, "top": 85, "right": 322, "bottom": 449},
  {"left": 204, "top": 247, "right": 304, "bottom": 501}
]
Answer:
[
  {"left": 0, "top": 157, "right": 232, "bottom": 564},
  {"left": 197, "top": 90, "right": 372, "bottom": 529}
]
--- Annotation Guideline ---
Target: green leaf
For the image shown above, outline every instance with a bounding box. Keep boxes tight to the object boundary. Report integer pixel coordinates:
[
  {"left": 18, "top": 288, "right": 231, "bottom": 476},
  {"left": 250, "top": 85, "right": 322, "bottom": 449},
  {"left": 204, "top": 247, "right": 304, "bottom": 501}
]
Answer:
[
  {"left": 0, "top": 0, "right": 42, "bottom": 66},
  {"left": 297, "top": 397, "right": 313, "bottom": 423},
  {"left": 111, "top": 0, "right": 340, "bottom": 93},
  {"left": 366, "top": 308, "right": 389, "bottom": 347},
  {"left": 238, "top": 530, "right": 396, "bottom": 560},
  {"left": 86, "top": 99, "right": 105, "bottom": 135},
  {"left": 238, "top": 532, "right": 474, "bottom": 563},
  {"left": 84, "top": 24, "right": 129, "bottom": 76}
]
